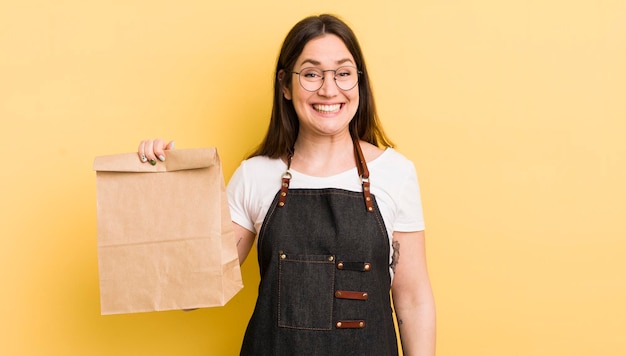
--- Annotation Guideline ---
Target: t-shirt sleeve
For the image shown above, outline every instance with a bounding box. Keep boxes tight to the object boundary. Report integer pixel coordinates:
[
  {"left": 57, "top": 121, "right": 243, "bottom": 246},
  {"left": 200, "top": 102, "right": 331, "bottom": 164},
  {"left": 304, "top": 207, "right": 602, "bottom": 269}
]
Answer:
[
  {"left": 393, "top": 163, "right": 425, "bottom": 232},
  {"left": 227, "top": 162, "right": 257, "bottom": 234}
]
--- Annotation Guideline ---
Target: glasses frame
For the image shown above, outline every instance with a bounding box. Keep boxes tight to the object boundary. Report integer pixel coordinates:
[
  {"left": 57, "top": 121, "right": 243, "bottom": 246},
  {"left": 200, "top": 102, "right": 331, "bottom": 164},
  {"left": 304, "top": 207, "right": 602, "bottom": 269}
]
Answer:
[{"left": 291, "top": 66, "right": 362, "bottom": 92}]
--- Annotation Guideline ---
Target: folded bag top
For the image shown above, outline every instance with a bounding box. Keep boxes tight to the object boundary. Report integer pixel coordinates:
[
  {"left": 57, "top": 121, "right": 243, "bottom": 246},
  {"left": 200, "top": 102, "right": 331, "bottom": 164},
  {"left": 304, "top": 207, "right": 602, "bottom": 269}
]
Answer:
[{"left": 93, "top": 147, "right": 217, "bottom": 173}]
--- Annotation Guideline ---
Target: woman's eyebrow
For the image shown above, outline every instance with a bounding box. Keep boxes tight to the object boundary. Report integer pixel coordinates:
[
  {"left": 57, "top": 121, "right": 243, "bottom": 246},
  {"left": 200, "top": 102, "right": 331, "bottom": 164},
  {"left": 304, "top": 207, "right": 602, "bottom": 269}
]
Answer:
[
  {"left": 299, "top": 59, "right": 321, "bottom": 67},
  {"left": 298, "top": 58, "right": 355, "bottom": 67},
  {"left": 336, "top": 58, "right": 355, "bottom": 65}
]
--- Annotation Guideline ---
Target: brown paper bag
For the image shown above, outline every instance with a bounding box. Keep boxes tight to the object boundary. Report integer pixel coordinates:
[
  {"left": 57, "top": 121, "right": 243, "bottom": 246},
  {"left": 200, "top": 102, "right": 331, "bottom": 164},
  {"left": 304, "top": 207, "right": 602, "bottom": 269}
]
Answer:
[{"left": 93, "top": 147, "right": 243, "bottom": 315}]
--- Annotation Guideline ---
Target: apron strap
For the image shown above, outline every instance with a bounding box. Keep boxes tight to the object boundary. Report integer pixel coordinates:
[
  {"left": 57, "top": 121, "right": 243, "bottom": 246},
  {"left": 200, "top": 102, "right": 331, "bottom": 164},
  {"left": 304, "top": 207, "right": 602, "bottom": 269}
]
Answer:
[
  {"left": 353, "top": 137, "right": 374, "bottom": 213},
  {"left": 278, "top": 140, "right": 374, "bottom": 213},
  {"left": 278, "top": 154, "right": 293, "bottom": 208}
]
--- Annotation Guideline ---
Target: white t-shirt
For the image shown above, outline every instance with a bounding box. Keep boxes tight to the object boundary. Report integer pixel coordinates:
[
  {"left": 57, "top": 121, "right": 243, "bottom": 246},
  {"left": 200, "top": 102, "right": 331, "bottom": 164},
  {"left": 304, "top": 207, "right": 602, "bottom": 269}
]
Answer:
[{"left": 227, "top": 148, "right": 425, "bottom": 274}]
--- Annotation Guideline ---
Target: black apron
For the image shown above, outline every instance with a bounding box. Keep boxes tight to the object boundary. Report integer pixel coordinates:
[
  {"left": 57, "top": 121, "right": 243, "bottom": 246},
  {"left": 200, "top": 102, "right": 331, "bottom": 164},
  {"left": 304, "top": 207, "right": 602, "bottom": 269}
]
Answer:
[{"left": 240, "top": 139, "right": 398, "bottom": 355}]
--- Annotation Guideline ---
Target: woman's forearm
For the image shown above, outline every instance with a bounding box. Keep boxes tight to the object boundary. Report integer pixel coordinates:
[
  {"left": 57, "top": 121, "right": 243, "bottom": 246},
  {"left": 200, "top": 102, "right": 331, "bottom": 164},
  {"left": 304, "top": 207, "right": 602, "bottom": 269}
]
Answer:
[{"left": 396, "top": 298, "right": 436, "bottom": 356}]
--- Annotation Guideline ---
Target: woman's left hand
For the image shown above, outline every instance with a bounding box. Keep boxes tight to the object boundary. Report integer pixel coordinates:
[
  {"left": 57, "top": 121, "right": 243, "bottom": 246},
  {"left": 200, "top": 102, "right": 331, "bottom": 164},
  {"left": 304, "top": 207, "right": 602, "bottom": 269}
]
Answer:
[{"left": 137, "top": 138, "right": 175, "bottom": 165}]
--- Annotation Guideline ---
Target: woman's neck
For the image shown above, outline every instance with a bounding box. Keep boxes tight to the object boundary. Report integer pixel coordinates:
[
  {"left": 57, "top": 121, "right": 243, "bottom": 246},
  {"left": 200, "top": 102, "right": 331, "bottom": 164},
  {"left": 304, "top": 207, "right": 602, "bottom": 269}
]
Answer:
[{"left": 290, "top": 133, "right": 356, "bottom": 177}]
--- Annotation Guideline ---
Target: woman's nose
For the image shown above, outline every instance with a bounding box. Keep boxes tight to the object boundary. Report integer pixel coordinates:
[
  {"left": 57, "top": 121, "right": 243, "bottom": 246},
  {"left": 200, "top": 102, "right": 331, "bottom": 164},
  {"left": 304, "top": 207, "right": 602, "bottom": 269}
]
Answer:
[{"left": 317, "top": 72, "right": 340, "bottom": 97}]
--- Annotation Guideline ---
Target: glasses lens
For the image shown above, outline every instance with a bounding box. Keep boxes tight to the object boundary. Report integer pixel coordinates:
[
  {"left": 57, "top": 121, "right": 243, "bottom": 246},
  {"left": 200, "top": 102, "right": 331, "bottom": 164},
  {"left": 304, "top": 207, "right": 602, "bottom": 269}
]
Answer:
[
  {"left": 335, "top": 66, "right": 359, "bottom": 90},
  {"left": 299, "top": 68, "right": 324, "bottom": 91}
]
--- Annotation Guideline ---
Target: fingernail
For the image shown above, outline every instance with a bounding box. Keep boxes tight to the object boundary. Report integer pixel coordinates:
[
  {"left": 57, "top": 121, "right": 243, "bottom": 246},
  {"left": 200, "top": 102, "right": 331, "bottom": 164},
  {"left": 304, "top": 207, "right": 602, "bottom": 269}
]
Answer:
[
  {"left": 141, "top": 155, "right": 147, "bottom": 162},
  {"left": 158, "top": 155, "right": 166, "bottom": 162},
  {"left": 149, "top": 159, "right": 157, "bottom": 166},
  {"left": 170, "top": 141, "right": 175, "bottom": 150}
]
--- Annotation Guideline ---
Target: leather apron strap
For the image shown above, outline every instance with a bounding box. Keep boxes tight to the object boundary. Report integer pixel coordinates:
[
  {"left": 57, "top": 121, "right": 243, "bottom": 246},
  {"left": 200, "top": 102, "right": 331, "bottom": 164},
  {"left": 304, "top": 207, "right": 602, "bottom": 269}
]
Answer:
[{"left": 278, "top": 138, "right": 374, "bottom": 213}]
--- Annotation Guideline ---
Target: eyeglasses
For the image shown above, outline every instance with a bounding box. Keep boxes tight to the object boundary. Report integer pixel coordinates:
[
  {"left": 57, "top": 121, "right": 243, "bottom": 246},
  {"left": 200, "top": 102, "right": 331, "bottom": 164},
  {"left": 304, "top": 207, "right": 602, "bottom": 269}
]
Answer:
[{"left": 292, "top": 66, "right": 362, "bottom": 92}]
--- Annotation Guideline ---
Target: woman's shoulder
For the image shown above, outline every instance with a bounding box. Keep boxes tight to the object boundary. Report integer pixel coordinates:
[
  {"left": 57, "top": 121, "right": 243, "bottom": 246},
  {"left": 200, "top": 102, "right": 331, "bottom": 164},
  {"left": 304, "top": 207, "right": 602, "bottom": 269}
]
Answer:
[
  {"left": 359, "top": 141, "right": 385, "bottom": 161},
  {"left": 373, "top": 147, "right": 415, "bottom": 170},
  {"left": 232, "top": 155, "right": 287, "bottom": 184},
  {"left": 360, "top": 142, "right": 413, "bottom": 166},
  {"left": 239, "top": 155, "right": 286, "bottom": 169},
  {"left": 240, "top": 154, "right": 274, "bottom": 163}
]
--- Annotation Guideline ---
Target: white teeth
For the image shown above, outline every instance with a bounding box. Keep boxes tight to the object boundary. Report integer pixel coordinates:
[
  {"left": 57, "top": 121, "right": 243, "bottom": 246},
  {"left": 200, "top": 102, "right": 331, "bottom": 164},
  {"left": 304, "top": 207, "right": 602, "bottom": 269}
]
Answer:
[{"left": 313, "top": 104, "right": 341, "bottom": 113}]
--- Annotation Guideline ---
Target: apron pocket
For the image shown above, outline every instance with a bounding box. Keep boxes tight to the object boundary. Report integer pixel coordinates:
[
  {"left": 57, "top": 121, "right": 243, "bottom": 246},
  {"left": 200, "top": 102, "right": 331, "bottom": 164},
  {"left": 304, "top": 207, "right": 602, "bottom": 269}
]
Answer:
[{"left": 277, "top": 252, "right": 335, "bottom": 330}]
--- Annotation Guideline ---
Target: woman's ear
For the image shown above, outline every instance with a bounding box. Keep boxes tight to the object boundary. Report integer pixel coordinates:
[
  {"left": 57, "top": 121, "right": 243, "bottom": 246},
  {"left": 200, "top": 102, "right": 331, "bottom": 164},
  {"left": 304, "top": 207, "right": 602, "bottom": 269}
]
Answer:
[{"left": 278, "top": 70, "right": 292, "bottom": 100}]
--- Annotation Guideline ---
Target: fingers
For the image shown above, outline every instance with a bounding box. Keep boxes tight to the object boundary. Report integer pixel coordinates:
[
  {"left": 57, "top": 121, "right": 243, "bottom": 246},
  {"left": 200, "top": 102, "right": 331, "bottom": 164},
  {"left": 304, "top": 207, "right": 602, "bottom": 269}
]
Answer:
[
  {"left": 153, "top": 139, "right": 176, "bottom": 162},
  {"left": 137, "top": 141, "right": 149, "bottom": 163},
  {"left": 152, "top": 138, "right": 165, "bottom": 163},
  {"left": 138, "top": 139, "right": 156, "bottom": 165},
  {"left": 138, "top": 139, "right": 175, "bottom": 165},
  {"left": 137, "top": 146, "right": 148, "bottom": 163}
]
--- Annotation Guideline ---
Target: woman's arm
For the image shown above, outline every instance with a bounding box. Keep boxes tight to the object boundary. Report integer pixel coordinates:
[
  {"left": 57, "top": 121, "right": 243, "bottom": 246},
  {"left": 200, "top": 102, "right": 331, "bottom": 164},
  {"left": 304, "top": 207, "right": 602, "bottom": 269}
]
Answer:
[
  {"left": 391, "top": 230, "right": 436, "bottom": 356},
  {"left": 233, "top": 222, "right": 256, "bottom": 265}
]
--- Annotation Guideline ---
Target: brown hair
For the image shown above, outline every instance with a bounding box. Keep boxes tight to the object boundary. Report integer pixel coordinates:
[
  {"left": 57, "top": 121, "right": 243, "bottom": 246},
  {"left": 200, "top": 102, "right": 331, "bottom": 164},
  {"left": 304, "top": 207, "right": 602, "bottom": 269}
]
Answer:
[{"left": 249, "top": 14, "right": 393, "bottom": 158}]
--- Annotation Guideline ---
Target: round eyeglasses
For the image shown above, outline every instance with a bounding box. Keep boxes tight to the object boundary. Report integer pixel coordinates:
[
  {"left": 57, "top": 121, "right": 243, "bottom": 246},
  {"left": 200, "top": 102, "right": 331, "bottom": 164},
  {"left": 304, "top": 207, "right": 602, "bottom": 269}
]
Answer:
[{"left": 292, "top": 66, "right": 362, "bottom": 92}]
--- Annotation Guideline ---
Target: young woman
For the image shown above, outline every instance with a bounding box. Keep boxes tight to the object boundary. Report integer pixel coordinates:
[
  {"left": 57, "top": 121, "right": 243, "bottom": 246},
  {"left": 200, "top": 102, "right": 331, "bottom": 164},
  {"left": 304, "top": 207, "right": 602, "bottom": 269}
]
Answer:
[{"left": 138, "top": 14, "right": 435, "bottom": 356}]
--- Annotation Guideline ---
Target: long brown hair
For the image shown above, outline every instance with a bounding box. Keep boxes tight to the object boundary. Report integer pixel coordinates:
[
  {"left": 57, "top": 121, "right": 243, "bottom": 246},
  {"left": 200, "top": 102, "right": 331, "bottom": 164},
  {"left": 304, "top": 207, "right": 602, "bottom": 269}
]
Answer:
[{"left": 249, "top": 14, "right": 393, "bottom": 158}]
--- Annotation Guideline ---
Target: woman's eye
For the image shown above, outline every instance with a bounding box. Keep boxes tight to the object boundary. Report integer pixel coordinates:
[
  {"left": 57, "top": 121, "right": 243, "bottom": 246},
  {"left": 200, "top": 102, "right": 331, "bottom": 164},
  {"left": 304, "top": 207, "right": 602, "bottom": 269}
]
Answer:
[
  {"left": 303, "top": 71, "right": 321, "bottom": 78},
  {"left": 337, "top": 68, "right": 353, "bottom": 77}
]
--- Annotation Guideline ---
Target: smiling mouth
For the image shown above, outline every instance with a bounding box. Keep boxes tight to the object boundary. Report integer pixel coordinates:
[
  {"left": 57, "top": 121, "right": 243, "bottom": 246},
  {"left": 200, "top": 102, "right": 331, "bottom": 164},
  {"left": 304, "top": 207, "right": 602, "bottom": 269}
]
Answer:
[{"left": 313, "top": 104, "right": 342, "bottom": 114}]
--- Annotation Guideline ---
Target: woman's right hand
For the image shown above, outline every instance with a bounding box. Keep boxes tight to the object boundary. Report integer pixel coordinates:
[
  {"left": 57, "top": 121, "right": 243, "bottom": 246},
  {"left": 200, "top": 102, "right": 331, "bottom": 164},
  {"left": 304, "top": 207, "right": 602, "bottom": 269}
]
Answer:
[{"left": 137, "top": 139, "right": 175, "bottom": 165}]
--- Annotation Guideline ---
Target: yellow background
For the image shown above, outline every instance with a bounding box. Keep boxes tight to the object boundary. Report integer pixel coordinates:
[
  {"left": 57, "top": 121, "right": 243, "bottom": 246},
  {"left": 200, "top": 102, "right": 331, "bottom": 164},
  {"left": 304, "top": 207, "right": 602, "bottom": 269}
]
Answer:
[{"left": 1, "top": 0, "right": 625, "bottom": 355}]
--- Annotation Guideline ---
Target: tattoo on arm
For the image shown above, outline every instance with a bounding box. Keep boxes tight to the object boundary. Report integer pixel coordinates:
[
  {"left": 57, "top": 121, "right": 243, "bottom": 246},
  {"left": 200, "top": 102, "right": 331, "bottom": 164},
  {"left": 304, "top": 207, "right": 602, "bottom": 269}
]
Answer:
[{"left": 390, "top": 240, "right": 400, "bottom": 272}]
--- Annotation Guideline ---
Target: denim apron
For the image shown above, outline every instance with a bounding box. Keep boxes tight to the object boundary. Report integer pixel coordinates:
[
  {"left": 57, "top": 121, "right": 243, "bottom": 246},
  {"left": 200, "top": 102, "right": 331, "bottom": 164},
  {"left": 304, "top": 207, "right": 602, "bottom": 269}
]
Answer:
[{"left": 240, "top": 139, "right": 398, "bottom": 355}]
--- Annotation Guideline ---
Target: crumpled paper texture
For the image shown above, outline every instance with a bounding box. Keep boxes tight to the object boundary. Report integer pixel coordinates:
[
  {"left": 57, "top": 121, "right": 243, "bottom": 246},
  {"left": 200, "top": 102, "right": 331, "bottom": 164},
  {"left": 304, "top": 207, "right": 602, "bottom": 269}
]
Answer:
[{"left": 94, "top": 148, "right": 243, "bottom": 315}]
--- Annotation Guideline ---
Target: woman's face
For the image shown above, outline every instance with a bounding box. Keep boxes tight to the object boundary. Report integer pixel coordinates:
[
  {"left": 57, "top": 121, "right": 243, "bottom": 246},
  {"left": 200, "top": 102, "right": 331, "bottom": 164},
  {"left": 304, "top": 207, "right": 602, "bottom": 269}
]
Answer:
[{"left": 283, "top": 34, "right": 359, "bottom": 140}]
